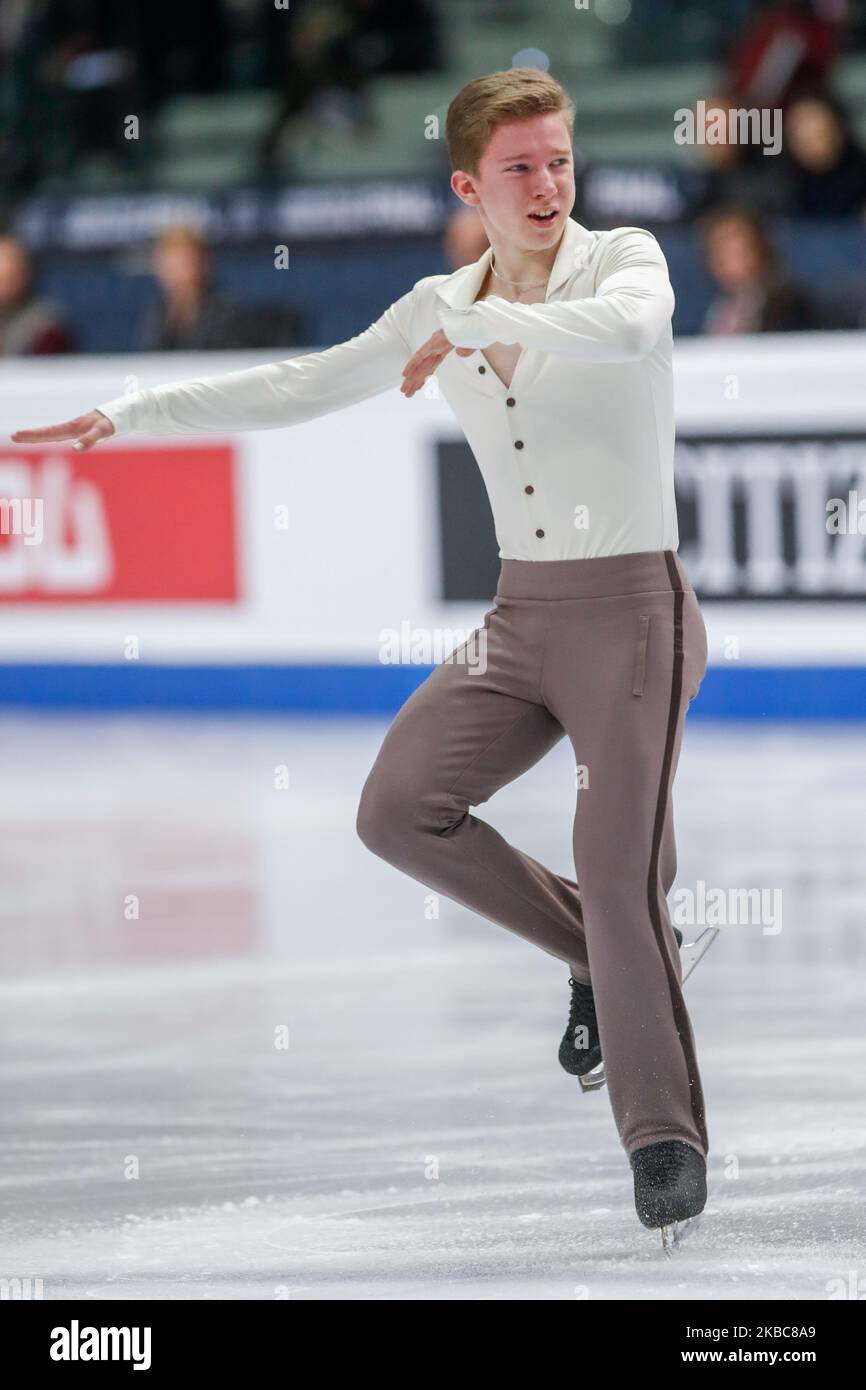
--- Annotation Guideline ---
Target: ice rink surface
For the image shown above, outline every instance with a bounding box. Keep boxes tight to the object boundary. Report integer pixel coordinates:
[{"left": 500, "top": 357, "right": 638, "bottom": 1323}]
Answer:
[{"left": 0, "top": 711, "right": 864, "bottom": 1300}]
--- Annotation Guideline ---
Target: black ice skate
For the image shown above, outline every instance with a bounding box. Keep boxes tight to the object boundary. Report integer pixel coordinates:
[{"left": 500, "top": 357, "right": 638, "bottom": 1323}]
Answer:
[
  {"left": 560, "top": 927, "right": 685, "bottom": 1088},
  {"left": 558, "top": 974, "right": 601, "bottom": 1076},
  {"left": 629, "top": 1139, "right": 707, "bottom": 1250}
]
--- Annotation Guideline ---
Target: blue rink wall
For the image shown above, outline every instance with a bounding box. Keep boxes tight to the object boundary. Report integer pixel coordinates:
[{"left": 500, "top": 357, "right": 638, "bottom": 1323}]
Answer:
[{"left": 0, "top": 662, "right": 863, "bottom": 720}]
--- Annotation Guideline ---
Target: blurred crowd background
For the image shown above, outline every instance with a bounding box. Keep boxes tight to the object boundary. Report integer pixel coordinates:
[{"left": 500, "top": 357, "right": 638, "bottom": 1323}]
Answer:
[{"left": 1, "top": 0, "right": 865, "bottom": 358}]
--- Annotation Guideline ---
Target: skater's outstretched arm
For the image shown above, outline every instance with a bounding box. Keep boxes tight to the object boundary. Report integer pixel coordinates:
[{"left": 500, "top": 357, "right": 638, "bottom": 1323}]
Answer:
[
  {"left": 433, "top": 227, "right": 674, "bottom": 365},
  {"left": 11, "top": 282, "right": 441, "bottom": 451}
]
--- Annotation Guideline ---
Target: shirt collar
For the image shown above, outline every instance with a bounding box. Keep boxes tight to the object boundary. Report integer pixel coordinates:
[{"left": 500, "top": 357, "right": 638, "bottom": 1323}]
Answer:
[{"left": 434, "top": 214, "right": 594, "bottom": 309}]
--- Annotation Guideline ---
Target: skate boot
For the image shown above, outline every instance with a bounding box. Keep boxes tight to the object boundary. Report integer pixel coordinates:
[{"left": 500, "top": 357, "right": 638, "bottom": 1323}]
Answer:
[
  {"left": 559, "top": 926, "right": 683, "bottom": 1078},
  {"left": 629, "top": 1139, "right": 707, "bottom": 1228},
  {"left": 558, "top": 975, "right": 601, "bottom": 1076}
]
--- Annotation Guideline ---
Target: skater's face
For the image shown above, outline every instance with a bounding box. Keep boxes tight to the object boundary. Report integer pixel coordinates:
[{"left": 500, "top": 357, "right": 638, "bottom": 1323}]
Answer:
[{"left": 450, "top": 113, "right": 576, "bottom": 254}]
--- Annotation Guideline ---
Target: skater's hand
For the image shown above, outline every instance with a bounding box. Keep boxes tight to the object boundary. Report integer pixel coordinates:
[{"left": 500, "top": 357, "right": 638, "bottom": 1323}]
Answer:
[
  {"left": 11, "top": 409, "right": 115, "bottom": 452},
  {"left": 401, "top": 329, "right": 475, "bottom": 397}
]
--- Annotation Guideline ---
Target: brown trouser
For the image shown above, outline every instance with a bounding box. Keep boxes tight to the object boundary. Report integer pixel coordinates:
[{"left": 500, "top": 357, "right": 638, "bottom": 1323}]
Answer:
[{"left": 356, "top": 550, "right": 710, "bottom": 1160}]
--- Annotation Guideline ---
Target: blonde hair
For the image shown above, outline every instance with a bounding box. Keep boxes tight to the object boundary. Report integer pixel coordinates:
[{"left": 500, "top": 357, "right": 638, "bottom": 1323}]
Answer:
[{"left": 446, "top": 68, "right": 576, "bottom": 179}]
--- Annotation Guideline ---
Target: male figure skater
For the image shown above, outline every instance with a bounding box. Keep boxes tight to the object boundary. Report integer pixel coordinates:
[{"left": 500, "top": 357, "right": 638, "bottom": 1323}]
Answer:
[{"left": 12, "top": 68, "right": 710, "bottom": 1232}]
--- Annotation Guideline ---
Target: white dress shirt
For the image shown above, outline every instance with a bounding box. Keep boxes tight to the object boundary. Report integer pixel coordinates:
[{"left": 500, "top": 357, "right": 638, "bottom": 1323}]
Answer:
[{"left": 95, "top": 216, "right": 678, "bottom": 561}]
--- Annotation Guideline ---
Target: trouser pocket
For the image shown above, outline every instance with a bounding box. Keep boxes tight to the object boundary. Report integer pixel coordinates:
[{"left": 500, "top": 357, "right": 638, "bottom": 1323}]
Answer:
[{"left": 631, "top": 614, "right": 651, "bottom": 696}]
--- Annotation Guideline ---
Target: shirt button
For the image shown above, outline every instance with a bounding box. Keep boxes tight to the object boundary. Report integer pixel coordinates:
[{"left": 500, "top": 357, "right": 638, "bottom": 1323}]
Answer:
[
  {"left": 514, "top": 439, "right": 524, "bottom": 449},
  {"left": 536, "top": 528, "right": 545, "bottom": 538},
  {"left": 506, "top": 396, "right": 516, "bottom": 406},
  {"left": 478, "top": 365, "right": 486, "bottom": 373},
  {"left": 525, "top": 484, "right": 534, "bottom": 494}
]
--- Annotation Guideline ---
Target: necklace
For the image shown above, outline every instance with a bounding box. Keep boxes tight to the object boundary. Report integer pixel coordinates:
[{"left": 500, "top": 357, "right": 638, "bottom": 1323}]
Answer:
[{"left": 489, "top": 253, "right": 549, "bottom": 290}]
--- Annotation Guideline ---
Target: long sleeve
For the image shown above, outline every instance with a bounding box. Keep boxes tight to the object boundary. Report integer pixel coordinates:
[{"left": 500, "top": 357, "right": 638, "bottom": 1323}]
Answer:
[
  {"left": 435, "top": 228, "right": 674, "bottom": 364},
  {"left": 95, "top": 285, "right": 418, "bottom": 435}
]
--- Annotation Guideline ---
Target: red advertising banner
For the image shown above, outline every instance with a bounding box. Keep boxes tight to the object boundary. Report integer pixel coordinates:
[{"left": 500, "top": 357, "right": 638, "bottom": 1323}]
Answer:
[{"left": 0, "top": 445, "right": 238, "bottom": 601}]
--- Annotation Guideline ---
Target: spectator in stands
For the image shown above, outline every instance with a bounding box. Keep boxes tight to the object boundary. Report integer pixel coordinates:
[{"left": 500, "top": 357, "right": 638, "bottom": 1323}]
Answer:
[
  {"left": 691, "top": 89, "right": 794, "bottom": 215},
  {"left": 0, "top": 2, "right": 231, "bottom": 196},
  {"left": 442, "top": 206, "right": 489, "bottom": 270},
  {"left": 697, "top": 0, "right": 848, "bottom": 194},
  {"left": 727, "top": 0, "right": 845, "bottom": 111},
  {"left": 782, "top": 88, "right": 866, "bottom": 218},
  {"left": 698, "top": 205, "right": 821, "bottom": 332},
  {"left": 257, "top": 0, "right": 440, "bottom": 177},
  {"left": 0, "top": 237, "right": 74, "bottom": 355},
  {"left": 138, "top": 226, "right": 302, "bottom": 351},
  {"left": 0, "top": 1, "right": 149, "bottom": 195}
]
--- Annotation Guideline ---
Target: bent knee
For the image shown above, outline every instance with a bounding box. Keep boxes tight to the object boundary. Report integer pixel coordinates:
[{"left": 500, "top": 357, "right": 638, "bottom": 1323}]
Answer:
[
  {"left": 356, "top": 774, "right": 445, "bottom": 856},
  {"left": 356, "top": 775, "right": 411, "bottom": 856}
]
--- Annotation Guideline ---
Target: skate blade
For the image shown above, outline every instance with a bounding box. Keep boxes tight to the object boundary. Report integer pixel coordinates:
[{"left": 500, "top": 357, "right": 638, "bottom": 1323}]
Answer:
[
  {"left": 660, "top": 1220, "right": 687, "bottom": 1256},
  {"left": 577, "top": 1062, "right": 607, "bottom": 1092},
  {"left": 660, "top": 1211, "right": 702, "bottom": 1256},
  {"left": 678, "top": 926, "right": 719, "bottom": 982}
]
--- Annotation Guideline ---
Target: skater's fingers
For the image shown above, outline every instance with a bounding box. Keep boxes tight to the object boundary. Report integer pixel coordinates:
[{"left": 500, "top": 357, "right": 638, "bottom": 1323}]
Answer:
[
  {"left": 401, "top": 349, "right": 438, "bottom": 383},
  {"left": 401, "top": 331, "right": 452, "bottom": 381},
  {"left": 11, "top": 410, "right": 114, "bottom": 447},
  {"left": 71, "top": 428, "right": 105, "bottom": 452},
  {"left": 401, "top": 358, "right": 445, "bottom": 397},
  {"left": 11, "top": 420, "right": 85, "bottom": 443},
  {"left": 400, "top": 371, "right": 424, "bottom": 398},
  {"left": 401, "top": 374, "right": 429, "bottom": 398},
  {"left": 401, "top": 348, "right": 449, "bottom": 397}
]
